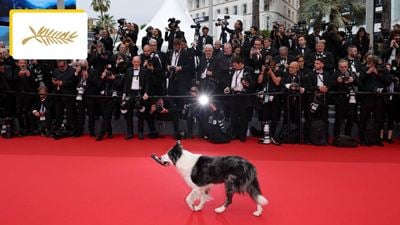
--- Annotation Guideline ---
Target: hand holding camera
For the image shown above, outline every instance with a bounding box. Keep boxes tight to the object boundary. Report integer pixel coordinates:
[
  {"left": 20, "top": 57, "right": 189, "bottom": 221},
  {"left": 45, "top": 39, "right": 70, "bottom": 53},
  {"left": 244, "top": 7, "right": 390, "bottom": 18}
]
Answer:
[
  {"left": 319, "top": 85, "right": 328, "bottom": 93},
  {"left": 390, "top": 39, "right": 399, "bottom": 49}
]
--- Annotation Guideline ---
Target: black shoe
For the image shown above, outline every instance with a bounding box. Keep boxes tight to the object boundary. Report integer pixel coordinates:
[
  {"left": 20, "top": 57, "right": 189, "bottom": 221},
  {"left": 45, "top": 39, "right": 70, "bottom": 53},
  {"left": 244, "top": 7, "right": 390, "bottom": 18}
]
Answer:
[
  {"left": 376, "top": 141, "right": 384, "bottom": 147},
  {"left": 240, "top": 136, "right": 246, "bottom": 142},
  {"left": 271, "top": 137, "right": 281, "bottom": 146},
  {"left": 149, "top": 132, "right": 159, "bottom": 139},
  {"left": 138, "top": 132, "right": 144, "bottom": 140},
  {"left": 386, "top": 138, "right": 393, "bottom": 144},
  {"left": 96, "top": 135, "right": 103, "bottom": 141},
  {"left": 125, "top": 134, "right": 133, "bottom": 140}
]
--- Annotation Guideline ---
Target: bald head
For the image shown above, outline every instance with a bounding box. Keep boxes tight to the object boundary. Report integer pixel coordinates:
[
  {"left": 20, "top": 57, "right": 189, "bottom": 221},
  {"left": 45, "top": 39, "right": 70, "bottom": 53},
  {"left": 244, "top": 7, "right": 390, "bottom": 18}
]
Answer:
[{"left": 288, "top": 61, "right": 299, "bottom": 74}]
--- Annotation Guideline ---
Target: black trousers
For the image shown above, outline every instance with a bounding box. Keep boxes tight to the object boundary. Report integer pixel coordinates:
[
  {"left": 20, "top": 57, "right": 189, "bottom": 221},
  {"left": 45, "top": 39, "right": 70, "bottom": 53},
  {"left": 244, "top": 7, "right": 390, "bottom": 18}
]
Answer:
[
  {"left": 16, "top": 94, "right": 35, "bottom": 132},
  {"left": 259, "top": 96, "right": 281, "bottom": 137},
  {"left": 54, "top": 96, "right": 77, "bottom": 132},
  {"left": 334, "top": 101, "right": 357, "bottom": 136},
  {"left": 125, "top": 101, "right": 156, "bottom": 136},
  {"left": 98, "top": 99, "right": 114, "bottom": 137},
  {"left": 359, "top": 95, "right": 384, "bottom": 140},
  {"left": 76, "top": 98, "right": 97, "bottom": 135},
  {"left": 383, "top": 97, "right": 398, "bottom": 130},
  {"left": 229, "top": 96, "right": 250, "bottom": 139}
]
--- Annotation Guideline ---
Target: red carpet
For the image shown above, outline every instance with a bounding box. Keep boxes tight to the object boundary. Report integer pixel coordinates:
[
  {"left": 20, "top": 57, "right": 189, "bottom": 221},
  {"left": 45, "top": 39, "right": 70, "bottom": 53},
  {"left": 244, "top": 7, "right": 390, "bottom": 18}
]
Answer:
[{"left": 1, "top": 136, "right": 400, "bottom": 225}]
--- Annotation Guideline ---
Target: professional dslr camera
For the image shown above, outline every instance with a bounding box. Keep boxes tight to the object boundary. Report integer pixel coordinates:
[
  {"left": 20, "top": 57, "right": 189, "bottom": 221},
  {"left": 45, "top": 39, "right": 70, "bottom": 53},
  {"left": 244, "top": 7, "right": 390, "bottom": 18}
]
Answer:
[
  {"left": 288, "top": 83, "right": 301, "bottom": 92},
  {"left": 76, "top": 83, "right": 86, "bottom": 101},
  {"left": 339, "top": 71, "right": 352, "bottom": 82},
  {"left": 167, "top": 18, "right": 181, "bottom": 31},
  {"left": 215, "top": 16, "right": 230, "bottom": 27},
  {"left": 291, "top": 20, "right": 307, "bottom": 35},
  {"left": 31, "top": 64, "right": 46, "bottom": 87},
  {"left": 374, "top": 87, "right": 387, "bottom": 94}
]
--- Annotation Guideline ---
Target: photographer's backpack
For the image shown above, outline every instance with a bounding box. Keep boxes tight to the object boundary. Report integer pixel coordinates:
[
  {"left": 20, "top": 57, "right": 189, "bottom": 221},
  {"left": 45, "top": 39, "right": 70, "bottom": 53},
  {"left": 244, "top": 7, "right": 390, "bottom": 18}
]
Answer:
[
  {"left": 278, "top": 123, "right": 300, "bottom": 144},
  {"left": 309, "top": 119, "right": 328, "bottom": 145},
  {"left": 332, "top": 135, "right": 358, "bottom": 147},
  {"left": 364, "top": 115, "right": 378, "bottom": 146}
]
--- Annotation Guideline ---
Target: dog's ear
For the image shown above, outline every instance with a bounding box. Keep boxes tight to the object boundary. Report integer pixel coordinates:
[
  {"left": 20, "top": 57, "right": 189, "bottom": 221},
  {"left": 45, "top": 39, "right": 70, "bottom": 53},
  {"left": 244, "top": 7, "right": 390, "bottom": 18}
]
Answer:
[{"left": 168, "top": 143, "right": 183, "bottom": 165}]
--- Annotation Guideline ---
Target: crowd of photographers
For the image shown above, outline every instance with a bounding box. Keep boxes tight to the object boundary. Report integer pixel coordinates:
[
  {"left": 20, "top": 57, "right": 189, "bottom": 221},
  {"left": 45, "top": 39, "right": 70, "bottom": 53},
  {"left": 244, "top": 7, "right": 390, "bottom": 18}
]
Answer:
[{"left": 1, "top": 18, "right": 400, "bottom": 146}]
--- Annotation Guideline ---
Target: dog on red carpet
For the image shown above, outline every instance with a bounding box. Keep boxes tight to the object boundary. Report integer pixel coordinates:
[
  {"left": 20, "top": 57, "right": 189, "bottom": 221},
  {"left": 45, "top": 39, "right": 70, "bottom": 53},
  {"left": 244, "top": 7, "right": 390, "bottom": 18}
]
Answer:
[{"left": 156, "top": 141, "right": 268, "bottom": 216}]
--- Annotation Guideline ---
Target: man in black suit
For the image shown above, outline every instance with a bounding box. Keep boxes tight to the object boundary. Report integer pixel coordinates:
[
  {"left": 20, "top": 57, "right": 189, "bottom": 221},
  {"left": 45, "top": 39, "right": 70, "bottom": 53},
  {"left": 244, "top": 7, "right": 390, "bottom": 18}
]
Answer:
[
  {"left": 74, "top": 60, "right": 99, "bottom": 137},
  {"left": 304, "top": 58, "right": 335, "bottom": 142},
  {"left": 306, "top": 41, "right": 335, "bottom": 73},
  {"left": 197, "top": 26, "right": 213, "bottom": 52},
  {"left": 52, "top": 60, "right": 78, "bottom": 137},
  {"left": 166, "top": 38, "right": 195, "bottom": 99},
  {"left": 261, "top": 38, "right": 278, "bottom": 58},
  {"left": 344, "top": 45, "right": 363, "bottom": 76},
  {"left": 197, "top": 44, "right": 220, "bottom": 94},
  {"left": 223, "top": 56, "right": 256, "bottom": 142},
  {"left": 273, "top": 46, "right": 295, "bottom": 73},
  {"left": 14, "top": 59, "right": 37, "bottom": 135},
  {"left": 122, "top": 56, "right": 151, "bottom": 140},
  {"left": 165, "top": 26, "right": 186, "bottom": 51},
  {"left": 31, "top": 86, "right": 53, "bottom": 136},
  {"left": 294, "top": 35, "right": 312, "bottom": 59}
]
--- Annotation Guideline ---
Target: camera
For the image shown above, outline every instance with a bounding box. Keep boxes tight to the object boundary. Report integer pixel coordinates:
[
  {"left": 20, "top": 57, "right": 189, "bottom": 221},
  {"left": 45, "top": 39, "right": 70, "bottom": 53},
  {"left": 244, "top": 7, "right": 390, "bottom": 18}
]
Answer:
[
  {"left": 120, "top": 96, "right": 130, "bottom": 114},
  {"left": 105, "top": 64, "right": 113, "bottom": 77},
  {"left": 244, "top": 30, "right": 251, "bottom": 36},
  {"left": 169, "top": 66, "right": 177, "bottom": 80},
  {"left": 76, "top": 84, "right": 86, "bottom": 101},
  {"left": 168, "top": 18, "right": 181, "bottom": 31},
  {"left": 309, "top": 102, "right": 319, "bottom": 113},
  {"left": 190, "top": 23, "right": 201, "bottom": 30},
  {"left": 32, "top": 65, "right": 45, "bottom": 87},
  {"left": 215, "top": 16, "right": 230, "bottom": 26},
  {"left": 118, "top": 18, "right": 126, "bottom": 26},
  {"left": 374, "top": 87, "right": 387, "bottom": 94},
  {"left": 289, "top": 83, "right": 301, "bottom": 92},
  {"left": 181, "top": 103, "right": 193, "bottom": 120},
  {"left": 276, "top": 63, "right": 285, "bottom": 70}
]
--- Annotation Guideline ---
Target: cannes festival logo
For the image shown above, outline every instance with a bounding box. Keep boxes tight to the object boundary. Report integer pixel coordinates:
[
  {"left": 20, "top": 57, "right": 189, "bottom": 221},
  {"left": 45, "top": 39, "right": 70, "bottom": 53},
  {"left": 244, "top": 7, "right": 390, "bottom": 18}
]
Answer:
[{"left": 21, "top": 26, "right": 78, "bottom": 46}]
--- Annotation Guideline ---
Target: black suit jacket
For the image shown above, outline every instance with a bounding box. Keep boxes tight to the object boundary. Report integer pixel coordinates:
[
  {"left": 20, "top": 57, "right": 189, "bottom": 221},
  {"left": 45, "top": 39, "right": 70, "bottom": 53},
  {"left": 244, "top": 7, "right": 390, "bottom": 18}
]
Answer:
[
  {"left": 166, "top": 49, "right": 195, "bottom": 92},
  {"left": 306, "top": 51, "right": 335, "bottom": 73},
  {"left": 123, "top": 67, "right": 148, "bottom": 96},
  {"left": 198, "top": 35, "right": 213, "bottom": 51}
]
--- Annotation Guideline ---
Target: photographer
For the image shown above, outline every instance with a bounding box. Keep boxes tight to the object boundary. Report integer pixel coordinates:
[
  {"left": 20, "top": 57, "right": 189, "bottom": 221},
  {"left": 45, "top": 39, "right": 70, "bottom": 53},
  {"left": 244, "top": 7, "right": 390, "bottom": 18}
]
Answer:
[
  {"left": 52, "top": 60, "right": 78, "bottom": 137},
  {"left": 197, "top": 26, "right": 213, "bottom": 52},
  {"left": 31, "top": 86, "right": 53, "bottom": 136},
  {"left": 14, "top": 59, "right": 37, "bottom": 135},
  {"left": 332, "top": 59, "right": 358, "bottom": 137},
  {"left": 142, "top": 26, "right": 154, "bottom": 50},
  {"left": 273, "top": 46, "right": 295, "bottom": 73},
  {"left": 257, "top": 56, "right": 282, "bottom": 144},
  {"left": 306, "top": 41, "right": 335, "bottom": 73},
  {"left": 88, "top": 42, "right": 112, "bottom": 76},
  {"left": 99, "top": 30, "right": 113, "bottom": 53},
  {"left": 261, "top": 38, "right": 278, "bottom": 58},
  {"left": 166, "top": 38, "right": 195, "bottom": 101},
  {"left": 122, "top": 56, "right": 152, "bottom": 140},
  {"left": 150, "top": 97, "right": 180, "bottom": 139},
  {"left": 96, "top": 64, "right": 119, "bottom": 141},
  {"left": 381, "top": 31, "right": 400, "bottom": 63},
  {"left": 380, "top": 62, "right": 399, "bottom": 143},
  {"left": 74, "top": 60, "right": 99, "bottom": 137},
  {"left": 359, "top": 56, "right": 392, "bottom": 146},
  {"left": 273, "top": 24, "right": 290, "bottom": 50},
  {"left": 248, "top": 38, "right": 264, "bottom": 77},
  {"left": 165, "top": 18, "right": 186, "bottom": 51},
  {"left": 197, "top": 44, "right": 219, "bottom": 94},
  {"left": 148, "top": 39, "right": 166, "bottom": 73},
  {"left": 0, "top": 60, "right": 14, "bottom": 118},
  {"left": 304, "top": 58, "right": 334, "bottom": 144},
  {"left": 282, "top": 61, "right": 306, "bottom": 126},
  {"left": 223, "top": 56, "right": 255, "bottom": 142}
]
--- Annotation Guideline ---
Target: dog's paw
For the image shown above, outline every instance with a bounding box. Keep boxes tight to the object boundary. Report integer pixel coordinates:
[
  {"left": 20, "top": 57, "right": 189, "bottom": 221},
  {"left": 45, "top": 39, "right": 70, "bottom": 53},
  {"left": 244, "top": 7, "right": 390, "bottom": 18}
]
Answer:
[
  {"left": 193, "top": 205, "right": 203, "bottom": 211},
  {"left": 214, "top": 206, "right": 226, "bottom": 214},
  {"left": 253, "top": 210, "right": 262, "bottom": 217}
]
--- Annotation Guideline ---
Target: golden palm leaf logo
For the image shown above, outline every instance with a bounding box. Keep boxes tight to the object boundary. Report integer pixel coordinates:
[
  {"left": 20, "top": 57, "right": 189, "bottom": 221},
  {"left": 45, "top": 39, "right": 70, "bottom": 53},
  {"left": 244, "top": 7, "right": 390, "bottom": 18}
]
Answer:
[{"left": 21, "top": 26, "right": 78, "bottom": 46}]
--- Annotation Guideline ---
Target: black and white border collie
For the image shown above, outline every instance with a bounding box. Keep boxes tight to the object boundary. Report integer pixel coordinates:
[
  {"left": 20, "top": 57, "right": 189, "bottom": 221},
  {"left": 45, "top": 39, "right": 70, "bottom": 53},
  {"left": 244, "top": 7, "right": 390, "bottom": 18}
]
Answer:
[{"left": 157, "top": 141, "right": 268, "bottom": 216}]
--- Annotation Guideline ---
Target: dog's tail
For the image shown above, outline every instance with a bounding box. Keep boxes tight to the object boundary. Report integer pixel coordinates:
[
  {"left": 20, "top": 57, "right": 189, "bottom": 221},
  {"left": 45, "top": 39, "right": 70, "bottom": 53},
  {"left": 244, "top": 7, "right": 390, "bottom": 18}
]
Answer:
[{"left": 248, "top": 178, "right": 268, "bottom": 205}]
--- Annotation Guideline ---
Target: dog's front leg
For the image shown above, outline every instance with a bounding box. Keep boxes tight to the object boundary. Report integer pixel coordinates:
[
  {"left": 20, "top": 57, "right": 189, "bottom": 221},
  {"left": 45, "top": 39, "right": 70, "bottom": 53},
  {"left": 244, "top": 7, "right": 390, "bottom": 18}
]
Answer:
[{"left": 185, "top": 189, "right": 199, "bottom": 211}]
